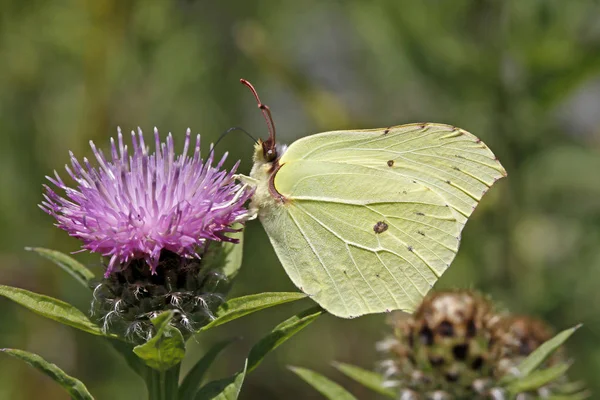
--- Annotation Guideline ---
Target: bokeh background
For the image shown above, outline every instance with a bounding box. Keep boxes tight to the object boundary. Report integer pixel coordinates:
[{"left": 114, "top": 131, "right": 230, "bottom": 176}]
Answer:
[{"left": 1, "top": 1, "right": 600, "bottom": 399}]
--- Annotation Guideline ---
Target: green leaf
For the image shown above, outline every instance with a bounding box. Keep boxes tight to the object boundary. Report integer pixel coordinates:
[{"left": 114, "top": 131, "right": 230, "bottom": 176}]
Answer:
[
  {"left": 0, "top": 285, "right": 107, "bottom": 337},
  {"left": 133, "top": 311, "right": 186, "bottom": 371},
  {"left": 332, "top": 362, "right": 396, "bottom": 398},
  {"left": 179, "top": 338, "right": 239, "bottom": 400},
  {"left": 517, "top": 325, "right": 580, "bottom": 376},
  {"left": 508, "top": 363, "right": 570, "bottom": 394},
  {"left": 554, "top": 381, "right": 589, "bottom": 396},
  {"left": 247, "top": 306, "right": 323, "bottom": 373},
  {"left": 1, "top": 348, "right": 94, "bottom": 400},
  {"left": 195, "top": 360, "right": 247, "bottom": 400},
  {"left": 26, "top": 247, "right": 94, "bottom": 288},
  {"left": 188, "top": 306, "right": 321, "bottom": 399},
  {"left": 200, "top": 292, "right": 307, "bottom": 331},
  {"left": 546, "top": 395, "right": 590, "bottom": 400},
  {"left": 546, "top": 392, "right": 590, "bottom": 400},
  {"left": 289, "top": 366, "right": 358, "bottom": 400}
]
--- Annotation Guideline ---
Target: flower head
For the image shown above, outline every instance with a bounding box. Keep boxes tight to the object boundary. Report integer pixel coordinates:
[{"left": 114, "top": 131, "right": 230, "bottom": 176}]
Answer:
[
  {"left": 41, "top": 127, "right": 253, "bottom": 276},
  {"left": 377, "top": 290, "right": 583, "bottom": 399}
]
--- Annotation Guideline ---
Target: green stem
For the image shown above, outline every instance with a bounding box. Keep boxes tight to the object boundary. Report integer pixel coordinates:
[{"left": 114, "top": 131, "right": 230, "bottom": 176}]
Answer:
[{"left": 147, "top": 365, "right": 180, "bottom": 400}]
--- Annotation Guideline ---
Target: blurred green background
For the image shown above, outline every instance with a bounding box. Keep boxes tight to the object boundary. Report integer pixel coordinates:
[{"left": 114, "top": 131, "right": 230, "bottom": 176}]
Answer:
[{"left": 1, "top": 1, "right": 600, "bottom": 398}]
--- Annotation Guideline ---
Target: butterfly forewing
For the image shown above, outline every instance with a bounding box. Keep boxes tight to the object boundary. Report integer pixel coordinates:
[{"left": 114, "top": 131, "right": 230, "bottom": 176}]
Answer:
[
  {"left": 280, "top": 123, "right": 505, "bottom": 224},
  {"left": 260, "top": 123, "right": 505, "bottom": 318}
]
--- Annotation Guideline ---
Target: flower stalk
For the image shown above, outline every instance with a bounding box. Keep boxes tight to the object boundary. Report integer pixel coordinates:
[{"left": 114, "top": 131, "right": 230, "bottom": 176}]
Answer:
[{"left": 147, "top": 366, "right": 180, "bottom": 400}]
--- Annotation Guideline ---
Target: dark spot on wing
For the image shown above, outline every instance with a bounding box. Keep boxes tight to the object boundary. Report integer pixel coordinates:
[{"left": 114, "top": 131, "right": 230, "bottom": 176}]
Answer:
[
  {"left": 416, "top": 212, "right": 425, "bottom": 216},
  {"left": 387, "top": 160, "right": 394, "bottom": 167},
  {"left": 417, "top": 230, "right": 425, "bottom": 236},
  {"left": 446, "top": 180, "right": 451, "bottom": 184},
  {"left": 452, "top": 166, "right": 460, "bottom": 171},
  {"left": 376, "top": 273, "right": 380, "bottom": 278},
  {"left": 407, "top": 245, "right": 414, "bottom": 252},
  {"left": 373, "top": 221, "right": 388, "bottom": 234},
  {"left": 412, "top": 180, "right": 417, "bottom": 183},
  {"left": 383, "top": 128, "right": 391, "bottom": 135},
  {"left": 402, "top": 190, "right": 407, "bottom": 195}
]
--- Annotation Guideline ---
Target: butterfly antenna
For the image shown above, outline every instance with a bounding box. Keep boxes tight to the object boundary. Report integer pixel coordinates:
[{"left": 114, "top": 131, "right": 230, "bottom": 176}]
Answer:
[
  {"left": 214, "top": 126, "right": 258, "bottom": 149},
  {"left": 208, "top": 126, "right": 258, "bottom": 162},
  {"left": 240, "top": 79, "right": 277, "bottom": 159}
]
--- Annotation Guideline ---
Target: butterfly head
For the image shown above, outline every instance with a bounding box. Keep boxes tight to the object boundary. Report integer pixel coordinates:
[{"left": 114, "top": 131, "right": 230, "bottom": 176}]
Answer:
[
  {"left": 253, "top": 140, "right": 288, "bottom": 167},
  {"left": 261, "top": 138, "right": 278, "bottom": 163},
  {"left": 241, "top": 79, "right": 279, "bottom": 164}
]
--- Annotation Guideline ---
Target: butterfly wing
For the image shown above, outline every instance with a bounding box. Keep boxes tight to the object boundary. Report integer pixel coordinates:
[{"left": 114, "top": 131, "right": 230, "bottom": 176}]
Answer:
[{"left": 260, "top": 123, "right": 506, "bottom": 318}]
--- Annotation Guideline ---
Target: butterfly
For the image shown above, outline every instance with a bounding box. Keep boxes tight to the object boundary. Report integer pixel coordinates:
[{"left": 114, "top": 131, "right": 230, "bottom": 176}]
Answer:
[{"left": 240, "top": 79, "right": 506, "bottom": 318}]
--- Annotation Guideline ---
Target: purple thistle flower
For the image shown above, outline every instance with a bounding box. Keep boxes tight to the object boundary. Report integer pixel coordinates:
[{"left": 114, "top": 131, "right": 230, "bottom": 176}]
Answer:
[{"left": 41, "top": 127, "right": 253, "bottom": 277}]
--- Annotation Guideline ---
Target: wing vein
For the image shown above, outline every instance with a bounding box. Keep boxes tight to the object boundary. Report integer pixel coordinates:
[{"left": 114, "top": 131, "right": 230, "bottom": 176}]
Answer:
[
  {"left": 295, "top": 203, "right": 414, "bottom": 308},
  {"left": 345, "top": 243, "right": 385, "bottom": 313},
  {"left": 301, "top": 128, "right": 420, "bottom": 159},
  {"left": 318, "top": 161, "right": 473, "bottom": 212},
  {"left": 282, "top": 216, "right": 303, "bottom": 285},
  {"left": 394, "top": 154, "right": 481, "bottom": 202},
  {"left": 365, "top": 206, "right": 443, "bottom": 280},
  {"left": 408, "top": 152, "right": 498, "bottom": 184},
  {"left": 287, "top": 208, "right": 350, "bottom": 315}
]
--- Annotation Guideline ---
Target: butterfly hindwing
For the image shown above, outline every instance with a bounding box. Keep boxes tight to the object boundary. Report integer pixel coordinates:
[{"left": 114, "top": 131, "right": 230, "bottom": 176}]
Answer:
[{"left": 257, "top": 123, "right": 506, "bottom": 318}]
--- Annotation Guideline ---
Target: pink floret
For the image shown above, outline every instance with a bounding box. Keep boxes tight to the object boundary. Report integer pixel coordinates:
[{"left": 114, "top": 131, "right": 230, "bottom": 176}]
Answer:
[{"left": 41, "top": 127, "right": 253, "bottom": 277}]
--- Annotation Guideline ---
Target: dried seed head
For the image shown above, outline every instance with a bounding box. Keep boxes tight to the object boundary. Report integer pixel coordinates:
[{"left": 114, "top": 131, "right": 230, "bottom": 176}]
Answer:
[
  {"left": 491, "top": 316, "right": 555, "bottom": 378},
  {"left": 377, "top": 290, "right": 578, "bottom": 399}
]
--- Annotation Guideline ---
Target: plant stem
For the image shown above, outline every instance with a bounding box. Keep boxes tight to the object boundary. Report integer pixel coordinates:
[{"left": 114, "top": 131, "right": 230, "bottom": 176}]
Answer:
[{"left": 147, "top": 364, "right": 180, "bottom": 400}]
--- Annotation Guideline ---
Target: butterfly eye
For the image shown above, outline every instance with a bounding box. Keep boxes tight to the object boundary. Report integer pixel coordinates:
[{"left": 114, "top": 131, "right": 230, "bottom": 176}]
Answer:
[{"left": 266, "top": 149, "right": 276, "bottom": 161}]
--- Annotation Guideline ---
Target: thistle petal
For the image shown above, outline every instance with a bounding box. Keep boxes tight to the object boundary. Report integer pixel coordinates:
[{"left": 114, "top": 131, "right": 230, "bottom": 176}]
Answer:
[{"left": 41, "top": 128, "right": 254, "bottom": 277}]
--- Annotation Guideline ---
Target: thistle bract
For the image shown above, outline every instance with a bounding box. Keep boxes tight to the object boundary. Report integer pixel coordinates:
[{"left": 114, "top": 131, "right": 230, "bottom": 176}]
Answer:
[
  {"left": 41, "top": 127, "right": 253, "bottom": 276},
  {"left": 91, "top": 248, "right": 229, "bottom": 341}
]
